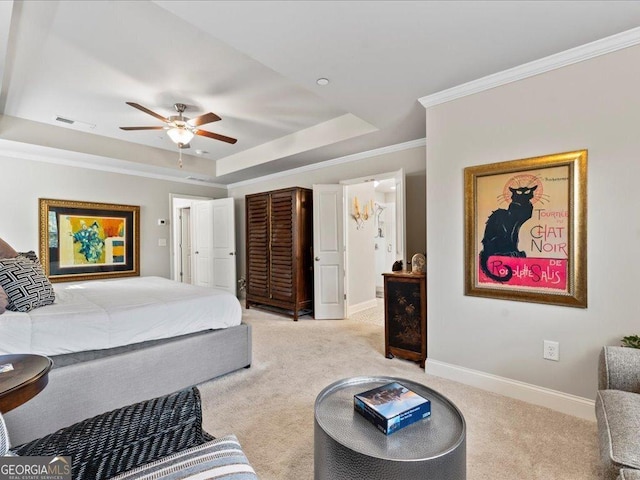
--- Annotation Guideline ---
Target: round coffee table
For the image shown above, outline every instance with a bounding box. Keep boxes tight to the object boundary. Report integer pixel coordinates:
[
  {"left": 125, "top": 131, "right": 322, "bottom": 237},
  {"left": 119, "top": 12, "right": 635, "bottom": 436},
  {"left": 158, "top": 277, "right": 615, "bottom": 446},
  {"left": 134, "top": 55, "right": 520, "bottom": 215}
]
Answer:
[
  {"left": 314, "top": 376, "right": 466, "bottom": 480},
  {"left": 0, "top": 354, "right": 53, "bottom": 413}
]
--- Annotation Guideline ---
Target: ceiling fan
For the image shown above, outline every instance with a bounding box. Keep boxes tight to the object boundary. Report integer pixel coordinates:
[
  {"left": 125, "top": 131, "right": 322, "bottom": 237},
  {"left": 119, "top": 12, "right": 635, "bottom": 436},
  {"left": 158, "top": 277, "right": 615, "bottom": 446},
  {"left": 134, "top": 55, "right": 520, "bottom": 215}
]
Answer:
[{"left": 120, "top": 102, "right": 237, "bottom": 166}]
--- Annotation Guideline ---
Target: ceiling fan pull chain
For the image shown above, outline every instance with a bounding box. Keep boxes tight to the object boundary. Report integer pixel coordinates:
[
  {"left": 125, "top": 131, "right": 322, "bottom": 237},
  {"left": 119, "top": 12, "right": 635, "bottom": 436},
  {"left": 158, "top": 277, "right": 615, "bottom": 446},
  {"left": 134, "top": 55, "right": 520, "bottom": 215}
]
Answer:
[{"left": 178, "top": 148, "right": 183, "bottom": 169}]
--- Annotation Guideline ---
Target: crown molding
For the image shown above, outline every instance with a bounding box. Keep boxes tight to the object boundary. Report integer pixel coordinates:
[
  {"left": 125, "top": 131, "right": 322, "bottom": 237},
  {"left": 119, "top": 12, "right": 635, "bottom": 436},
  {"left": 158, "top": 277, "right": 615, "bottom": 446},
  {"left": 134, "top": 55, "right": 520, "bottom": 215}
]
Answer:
[
  {"left": 226, "top": 137, "right": 426, "bottom": 190},
  {"left": 0, "top": 146, "right": 227, "bottom": 189},
  {"left": 0, "top": 136, "right": 427, "bottom": 191},
  {"left": 419, "top": 26, "right": 640, "bottom": 109}
]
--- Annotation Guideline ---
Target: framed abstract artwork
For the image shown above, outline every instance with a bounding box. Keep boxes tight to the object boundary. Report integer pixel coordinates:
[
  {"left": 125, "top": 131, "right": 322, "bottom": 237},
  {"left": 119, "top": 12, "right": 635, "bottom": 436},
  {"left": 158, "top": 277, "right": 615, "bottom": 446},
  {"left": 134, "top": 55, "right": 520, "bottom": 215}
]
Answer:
[
  {"left": 464, "top": 150, "right": 587, "bottom": 308},
  {"left": 39, "top": 198, "right": 140, "bottom": 282}
]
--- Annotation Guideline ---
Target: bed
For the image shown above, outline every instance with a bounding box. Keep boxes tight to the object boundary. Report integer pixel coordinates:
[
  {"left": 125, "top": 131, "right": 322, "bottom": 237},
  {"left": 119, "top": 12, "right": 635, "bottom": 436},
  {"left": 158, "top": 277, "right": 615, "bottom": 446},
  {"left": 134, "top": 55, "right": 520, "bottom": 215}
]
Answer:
[{"left": 1, "top": 276, "right": 251, "bottom": 445}]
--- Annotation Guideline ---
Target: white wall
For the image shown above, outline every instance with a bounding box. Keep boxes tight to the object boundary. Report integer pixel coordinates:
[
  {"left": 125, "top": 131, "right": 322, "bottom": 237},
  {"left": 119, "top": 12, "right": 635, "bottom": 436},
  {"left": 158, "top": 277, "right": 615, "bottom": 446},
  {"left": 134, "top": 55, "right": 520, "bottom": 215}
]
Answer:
[
  {"left": 425, "top": 43, "right": 640, "bottom": 399},
  {"left": 345, "top": 182, "right": 376, "bottom": 310},
  {"left": 0, "top": 155, "right": 224, "bottom": 279}
]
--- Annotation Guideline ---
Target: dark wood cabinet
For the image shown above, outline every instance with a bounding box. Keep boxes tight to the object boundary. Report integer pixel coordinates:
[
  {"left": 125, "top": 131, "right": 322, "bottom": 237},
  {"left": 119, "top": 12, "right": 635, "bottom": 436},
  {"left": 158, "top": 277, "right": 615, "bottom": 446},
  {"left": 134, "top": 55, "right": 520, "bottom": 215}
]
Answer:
[
  {"left": 245, "top": 187, "right": 313, "bottom": 320},
  {"left": 383, "top": 272, "right": 427, "bottom": 368}
]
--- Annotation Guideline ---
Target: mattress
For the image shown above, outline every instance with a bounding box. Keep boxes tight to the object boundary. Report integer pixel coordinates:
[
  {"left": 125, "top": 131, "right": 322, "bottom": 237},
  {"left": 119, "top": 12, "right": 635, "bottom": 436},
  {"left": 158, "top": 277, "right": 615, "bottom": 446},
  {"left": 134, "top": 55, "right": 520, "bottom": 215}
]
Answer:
[{"left": 0, "top": 276, "right": 242, "bottom": 356}]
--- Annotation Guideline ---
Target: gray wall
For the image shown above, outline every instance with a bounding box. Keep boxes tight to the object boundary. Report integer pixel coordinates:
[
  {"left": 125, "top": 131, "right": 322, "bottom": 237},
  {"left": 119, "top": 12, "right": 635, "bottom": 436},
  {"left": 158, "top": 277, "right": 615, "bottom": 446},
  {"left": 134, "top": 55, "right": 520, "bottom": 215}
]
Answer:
[
  {"left": 406, "top": 173, "right": 426, "bottom": 260},
  {"left": 425, "top": 43, "right": 640, "bottom": 399},
  {"left": 228, "top": 146, "right": 427, "bottom": 289},
  {"left": 0, "top": 155, "right": 224, "bottom": 278}
]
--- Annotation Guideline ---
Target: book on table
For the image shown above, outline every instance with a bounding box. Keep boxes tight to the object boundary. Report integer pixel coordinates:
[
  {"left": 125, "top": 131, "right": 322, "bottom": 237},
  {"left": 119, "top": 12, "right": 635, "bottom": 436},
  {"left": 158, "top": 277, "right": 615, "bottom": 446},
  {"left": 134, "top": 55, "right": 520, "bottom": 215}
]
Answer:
[{"left": 353, "top": 382, "right": 431, "bottom": 435}]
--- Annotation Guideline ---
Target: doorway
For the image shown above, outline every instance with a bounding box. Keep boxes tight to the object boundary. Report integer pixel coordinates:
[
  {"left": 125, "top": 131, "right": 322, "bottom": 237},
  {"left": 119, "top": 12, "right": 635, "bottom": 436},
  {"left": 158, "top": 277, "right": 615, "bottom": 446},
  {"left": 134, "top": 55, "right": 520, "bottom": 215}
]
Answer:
[
  {"left": 343, "top": 169, "right": 404, "bottom": 316},
  {"left": 170, "top": 194, "right": 237, "bottom": 295},
  {"left": 170, "top": 194, "right": 212, "bottom": 284},
  {"left": 373, "top": 178, "right": 397, "bottom": 297},
  {"left": 312, "top": 169, "right": 405, "bottom": 319}
]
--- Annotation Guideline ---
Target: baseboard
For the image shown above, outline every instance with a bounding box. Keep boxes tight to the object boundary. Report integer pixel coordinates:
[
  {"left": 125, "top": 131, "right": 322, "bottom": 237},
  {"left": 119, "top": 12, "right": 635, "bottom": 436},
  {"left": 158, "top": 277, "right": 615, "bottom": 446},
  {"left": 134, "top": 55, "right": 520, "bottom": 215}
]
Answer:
[
  {"left": 347, "top": 299, "right": 378, "bottom": 316},
  {"left": 426, "top": 359, "right": 595, "bottom": 421}
]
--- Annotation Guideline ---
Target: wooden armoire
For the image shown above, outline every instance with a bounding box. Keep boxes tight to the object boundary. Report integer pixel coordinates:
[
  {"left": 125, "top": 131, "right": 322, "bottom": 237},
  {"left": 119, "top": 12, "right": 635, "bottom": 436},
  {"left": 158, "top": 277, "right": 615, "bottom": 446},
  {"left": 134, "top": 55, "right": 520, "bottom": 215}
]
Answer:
[{"left": 245, "top": 187, "right": 313, "bottom": 320}]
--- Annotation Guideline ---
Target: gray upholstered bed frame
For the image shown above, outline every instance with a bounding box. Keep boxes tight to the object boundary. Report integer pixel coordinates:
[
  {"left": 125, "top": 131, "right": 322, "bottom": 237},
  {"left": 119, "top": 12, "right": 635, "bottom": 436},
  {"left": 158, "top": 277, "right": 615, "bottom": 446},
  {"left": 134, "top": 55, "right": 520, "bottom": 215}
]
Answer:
[{"left": 4, "top": 323, "right": 251, "bottom": 445}]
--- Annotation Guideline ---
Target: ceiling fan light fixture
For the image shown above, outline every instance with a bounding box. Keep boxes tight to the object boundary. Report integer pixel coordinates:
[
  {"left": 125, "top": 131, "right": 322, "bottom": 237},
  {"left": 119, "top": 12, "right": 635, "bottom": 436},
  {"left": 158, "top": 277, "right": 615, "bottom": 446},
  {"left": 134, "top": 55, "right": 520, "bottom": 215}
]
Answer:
[{"left": 167, "top": 126, "right": 194, "bottom": 145}]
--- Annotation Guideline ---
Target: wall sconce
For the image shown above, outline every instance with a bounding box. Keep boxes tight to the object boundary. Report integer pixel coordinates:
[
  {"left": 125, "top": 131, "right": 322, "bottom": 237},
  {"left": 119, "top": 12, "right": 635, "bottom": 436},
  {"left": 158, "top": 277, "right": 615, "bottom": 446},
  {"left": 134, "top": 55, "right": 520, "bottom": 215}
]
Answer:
[{"left": 352, "top": 197, "right": 374, "bottom": 230}]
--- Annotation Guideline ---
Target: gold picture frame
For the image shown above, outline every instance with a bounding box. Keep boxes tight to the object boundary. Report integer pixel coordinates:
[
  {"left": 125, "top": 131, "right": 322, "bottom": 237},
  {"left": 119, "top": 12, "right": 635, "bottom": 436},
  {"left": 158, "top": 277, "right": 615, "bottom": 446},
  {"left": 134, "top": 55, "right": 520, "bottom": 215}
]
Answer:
[
  {"left": 464, "top": 150, "right": 587, "bottom": 308},
  {"left": 39, "top": 198, "right": 140, "bottom": 282}
]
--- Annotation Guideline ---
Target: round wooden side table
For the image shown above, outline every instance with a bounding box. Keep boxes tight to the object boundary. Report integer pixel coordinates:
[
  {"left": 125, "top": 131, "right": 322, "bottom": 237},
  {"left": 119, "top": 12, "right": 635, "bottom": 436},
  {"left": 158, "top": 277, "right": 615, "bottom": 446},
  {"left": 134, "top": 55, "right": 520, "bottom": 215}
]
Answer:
[{"left": 0, "top": 354, "right": 53, "bottom": 413}]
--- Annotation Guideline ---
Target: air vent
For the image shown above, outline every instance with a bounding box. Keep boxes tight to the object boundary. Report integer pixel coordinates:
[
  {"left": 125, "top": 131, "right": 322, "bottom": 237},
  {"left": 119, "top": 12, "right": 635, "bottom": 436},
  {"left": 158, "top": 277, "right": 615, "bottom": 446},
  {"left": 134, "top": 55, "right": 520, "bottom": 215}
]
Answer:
[
  {"left": 54, "top": 116, "right": 96, "bottom": 129},
  {"left": 186, "top": 176, "right": 209, "bottom": 182}
]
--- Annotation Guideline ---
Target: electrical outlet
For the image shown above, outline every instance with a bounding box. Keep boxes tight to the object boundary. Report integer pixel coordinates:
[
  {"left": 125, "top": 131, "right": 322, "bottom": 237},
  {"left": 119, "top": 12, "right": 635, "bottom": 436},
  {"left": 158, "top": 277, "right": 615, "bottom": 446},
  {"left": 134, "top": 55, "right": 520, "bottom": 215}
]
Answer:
[{"left": 543, "top": 340, "right": 559, "bottom": 361}]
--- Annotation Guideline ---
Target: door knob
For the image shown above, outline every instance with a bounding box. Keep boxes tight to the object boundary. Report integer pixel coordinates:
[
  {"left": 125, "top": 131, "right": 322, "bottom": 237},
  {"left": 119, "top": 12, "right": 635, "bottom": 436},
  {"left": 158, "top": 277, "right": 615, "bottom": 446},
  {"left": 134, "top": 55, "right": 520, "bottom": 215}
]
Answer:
[
  {"left": 195, "top": 251, "right": 199, "bottom": 254},
  {"left": 229, "top": 252, "right": 235, "bottom": 256},
  {"left": 315, "top": 256, "right": 320, "bottom": 261}
]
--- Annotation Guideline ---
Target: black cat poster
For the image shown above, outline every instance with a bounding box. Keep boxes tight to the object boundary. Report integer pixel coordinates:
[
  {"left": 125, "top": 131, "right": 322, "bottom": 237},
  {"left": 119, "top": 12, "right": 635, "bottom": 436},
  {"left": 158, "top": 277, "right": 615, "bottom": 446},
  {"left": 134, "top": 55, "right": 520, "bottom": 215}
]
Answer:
[{"left": 464, "top": 150, "right": 587, "bottom": 308}]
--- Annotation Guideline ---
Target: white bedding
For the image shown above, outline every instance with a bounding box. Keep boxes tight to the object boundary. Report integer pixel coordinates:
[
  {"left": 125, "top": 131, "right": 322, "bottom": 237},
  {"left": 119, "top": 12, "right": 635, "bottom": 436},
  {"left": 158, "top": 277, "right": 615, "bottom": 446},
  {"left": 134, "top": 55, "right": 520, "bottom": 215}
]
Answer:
[{"left": 0, "top": 276, "right": 242, "bottom": 356}]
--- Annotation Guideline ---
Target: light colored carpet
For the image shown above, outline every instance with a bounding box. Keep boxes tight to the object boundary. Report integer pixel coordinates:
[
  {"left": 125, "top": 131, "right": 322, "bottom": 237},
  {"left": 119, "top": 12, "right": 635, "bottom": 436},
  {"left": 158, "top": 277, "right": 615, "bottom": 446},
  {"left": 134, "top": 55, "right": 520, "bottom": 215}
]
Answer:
[{"left": 198, "top": 301, "right": 598, "bottom": 479}]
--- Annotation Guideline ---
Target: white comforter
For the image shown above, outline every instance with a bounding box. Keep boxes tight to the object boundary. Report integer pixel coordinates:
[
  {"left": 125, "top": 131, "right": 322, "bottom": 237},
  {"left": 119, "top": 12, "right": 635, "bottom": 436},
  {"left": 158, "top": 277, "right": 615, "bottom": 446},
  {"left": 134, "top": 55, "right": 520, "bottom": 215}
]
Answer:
[{"left": 0, "top": 276, "right": 242, "bottom": 356}]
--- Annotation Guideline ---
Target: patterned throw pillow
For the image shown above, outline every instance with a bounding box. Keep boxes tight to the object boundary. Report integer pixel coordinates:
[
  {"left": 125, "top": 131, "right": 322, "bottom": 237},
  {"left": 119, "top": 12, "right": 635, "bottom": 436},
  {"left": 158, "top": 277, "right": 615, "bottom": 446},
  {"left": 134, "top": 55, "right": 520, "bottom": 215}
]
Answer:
[
  {"left": 0, "top": 257, "right": 55, "bottom": 312},
  {"left": 18, "top": 251, "right": 39, "bottom": 265},
  {"left": 0, "top": 287, "right": 7, "bottom": 314}
]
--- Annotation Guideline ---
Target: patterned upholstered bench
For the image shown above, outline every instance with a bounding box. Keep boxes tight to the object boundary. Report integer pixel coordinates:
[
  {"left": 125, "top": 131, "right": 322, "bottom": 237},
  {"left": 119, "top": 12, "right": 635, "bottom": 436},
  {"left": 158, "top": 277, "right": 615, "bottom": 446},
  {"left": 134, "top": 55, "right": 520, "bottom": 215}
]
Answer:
[
  {"left": 5, "top": 387, "right": 257, "bottom": 480},
  {"left": 110, "top": 435, "right": 257, "bottom": 480}
]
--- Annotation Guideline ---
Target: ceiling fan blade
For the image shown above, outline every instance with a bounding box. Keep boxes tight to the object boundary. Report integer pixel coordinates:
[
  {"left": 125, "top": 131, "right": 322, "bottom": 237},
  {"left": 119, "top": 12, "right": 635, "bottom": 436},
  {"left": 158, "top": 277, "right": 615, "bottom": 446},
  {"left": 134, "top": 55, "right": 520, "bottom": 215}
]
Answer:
[
  {"left": 195, "top": 129, "right": 237, "bottom": 144},
  {"left": 119, "top": 126, "right": 166, "bottom": 131},
  {"left": 125, "top": 102, "right": 169, "bottom": 123},
  {"left": 188, "top": 112, "right": 221, "bottom": 127}
]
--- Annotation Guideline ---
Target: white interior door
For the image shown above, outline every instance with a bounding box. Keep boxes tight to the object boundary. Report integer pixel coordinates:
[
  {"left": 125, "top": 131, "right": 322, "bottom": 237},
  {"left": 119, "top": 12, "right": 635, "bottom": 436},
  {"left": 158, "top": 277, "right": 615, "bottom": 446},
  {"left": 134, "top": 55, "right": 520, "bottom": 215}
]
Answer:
[
  {"left": 313, "top": 184, "right": 345, "bottom": 319},
  {"left": 180, "top": 207, "right": 192, "bottom": 284},
  {"left": 191, "top": 198, "right": 236, "bottom": 295},
  {"left": 192, "top": 201, "right": 213, "bottom": 287},
  {"left": 211, "top": 197, "right": 236, "bottom": 295}
]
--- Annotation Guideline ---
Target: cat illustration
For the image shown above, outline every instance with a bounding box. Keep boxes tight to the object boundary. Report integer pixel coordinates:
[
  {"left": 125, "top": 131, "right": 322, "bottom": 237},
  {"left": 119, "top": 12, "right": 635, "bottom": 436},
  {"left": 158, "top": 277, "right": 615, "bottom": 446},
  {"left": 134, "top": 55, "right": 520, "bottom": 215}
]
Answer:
[{"left": 479, "top": 185, "right": 537, "bottom": 282}]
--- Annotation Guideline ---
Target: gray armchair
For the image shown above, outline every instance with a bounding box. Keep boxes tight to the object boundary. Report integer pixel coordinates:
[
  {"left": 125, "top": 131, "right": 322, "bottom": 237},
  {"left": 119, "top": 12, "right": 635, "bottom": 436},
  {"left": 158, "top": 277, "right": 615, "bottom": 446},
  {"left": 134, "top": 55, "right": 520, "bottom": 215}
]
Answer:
[
  {"left": 599, "top": 346, "right": 640, "bottom": 392},
  {"left": 596, "top": 346, "right": 640, "bottom": 480}
]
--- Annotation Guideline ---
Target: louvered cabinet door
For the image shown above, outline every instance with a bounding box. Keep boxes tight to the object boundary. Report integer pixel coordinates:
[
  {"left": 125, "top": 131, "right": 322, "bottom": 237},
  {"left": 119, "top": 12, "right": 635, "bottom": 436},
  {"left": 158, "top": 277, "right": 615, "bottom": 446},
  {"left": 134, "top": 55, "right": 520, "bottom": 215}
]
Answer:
[
  {"left": 246, "top": 193, "right": 270, "bottom": 299},
  {"left": 245, "top": 187, "right": 313, "bottom": 320},
  {"left": 269, "top": 189, "right": 295, "bottom": 302}
]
